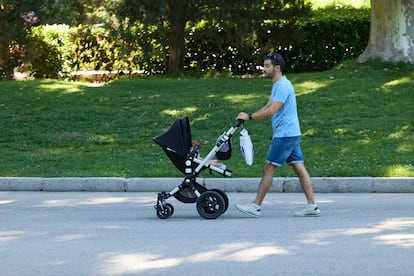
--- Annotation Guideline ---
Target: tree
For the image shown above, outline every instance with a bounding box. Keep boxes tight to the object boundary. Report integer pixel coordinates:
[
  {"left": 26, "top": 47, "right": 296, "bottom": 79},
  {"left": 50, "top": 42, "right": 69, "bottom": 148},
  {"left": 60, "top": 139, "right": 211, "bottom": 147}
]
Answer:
[
  {"left": 117, "top": 0, "right": 310, "bottom": 75},
  {"left": 0, "top": 0, "right": 37, "bottom": 79},
  {"left": 358, "top": 0, "right": 414, "bottom": 64},
  {"left": 117, "top": 0, "right": 261, "bottom": 74}
]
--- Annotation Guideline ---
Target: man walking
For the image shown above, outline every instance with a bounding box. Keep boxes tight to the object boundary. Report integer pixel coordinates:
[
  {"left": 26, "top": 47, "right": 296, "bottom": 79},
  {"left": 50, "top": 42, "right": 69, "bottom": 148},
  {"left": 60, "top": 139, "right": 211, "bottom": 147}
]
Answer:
[{"left": 235, "top": 52, "right": 320, "bottom": 218}]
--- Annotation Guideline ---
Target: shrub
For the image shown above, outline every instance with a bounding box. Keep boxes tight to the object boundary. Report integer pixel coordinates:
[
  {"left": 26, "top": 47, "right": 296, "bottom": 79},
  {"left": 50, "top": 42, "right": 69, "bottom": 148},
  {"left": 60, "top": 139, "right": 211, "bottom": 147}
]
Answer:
[
  {"left": 183, "top": 6, "right": 370, "bottom": 75},
  {"left": 17, "top": 6, "right": 370, "bottom": 79},
  {"left": 258, "top": 6, "right": 370, "bottom": 72},
  {"left": 27, "top": 24, "right": 73, "bottom": 79}
]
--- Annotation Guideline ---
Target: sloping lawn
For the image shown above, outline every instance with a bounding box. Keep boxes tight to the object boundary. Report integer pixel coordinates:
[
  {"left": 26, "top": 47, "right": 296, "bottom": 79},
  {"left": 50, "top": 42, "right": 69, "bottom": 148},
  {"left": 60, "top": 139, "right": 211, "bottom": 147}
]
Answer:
[{"left": 0, "top": 60, "right": 413, "bottom": 177}]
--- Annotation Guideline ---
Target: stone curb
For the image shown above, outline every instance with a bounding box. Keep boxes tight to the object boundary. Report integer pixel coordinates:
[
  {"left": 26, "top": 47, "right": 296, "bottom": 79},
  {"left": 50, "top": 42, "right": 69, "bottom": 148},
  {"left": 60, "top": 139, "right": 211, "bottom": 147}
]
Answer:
[{"left": 0, "top": 177, "right": 413, "bottom": 193}]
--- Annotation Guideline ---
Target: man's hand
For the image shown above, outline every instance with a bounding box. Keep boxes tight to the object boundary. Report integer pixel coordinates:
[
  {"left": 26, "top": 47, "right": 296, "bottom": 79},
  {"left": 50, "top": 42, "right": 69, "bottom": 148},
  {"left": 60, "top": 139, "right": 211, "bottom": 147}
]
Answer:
[{"left": 237, "top": 112, "right": 250, "bottom": 121}]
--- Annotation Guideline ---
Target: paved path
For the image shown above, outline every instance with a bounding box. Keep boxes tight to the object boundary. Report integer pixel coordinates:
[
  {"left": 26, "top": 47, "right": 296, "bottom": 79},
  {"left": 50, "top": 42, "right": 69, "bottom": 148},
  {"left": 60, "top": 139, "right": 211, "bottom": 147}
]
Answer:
[{"left": 1, "top": 192, "right": 413, "bottom": 275}]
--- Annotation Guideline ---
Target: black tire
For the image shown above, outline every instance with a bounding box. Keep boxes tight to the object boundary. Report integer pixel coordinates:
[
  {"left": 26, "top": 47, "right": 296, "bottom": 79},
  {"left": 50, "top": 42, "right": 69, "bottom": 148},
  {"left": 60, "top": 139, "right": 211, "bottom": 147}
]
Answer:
[
  {"left": 156, "top": 203, "right": 174, "bottom": 219},
  {"left": 196, "top": 191, "right": 225, "bottom": 219},
  {"left": 211, "top": 189, "right": 229, "bottom": 214}
]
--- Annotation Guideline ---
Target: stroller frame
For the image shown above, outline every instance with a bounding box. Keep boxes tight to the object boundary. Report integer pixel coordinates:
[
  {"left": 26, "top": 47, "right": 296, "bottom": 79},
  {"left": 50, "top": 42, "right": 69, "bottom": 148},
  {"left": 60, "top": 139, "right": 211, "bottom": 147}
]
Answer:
[{"left": 153, "top": 118, "right": 243, "bottom": 219}]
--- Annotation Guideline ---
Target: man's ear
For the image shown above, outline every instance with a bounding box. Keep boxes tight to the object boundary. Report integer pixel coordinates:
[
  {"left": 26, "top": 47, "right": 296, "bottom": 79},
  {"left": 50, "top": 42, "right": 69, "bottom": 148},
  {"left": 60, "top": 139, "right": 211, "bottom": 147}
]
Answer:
[{"left": 275, "top": 64, "right": 281, "bottom": 72}]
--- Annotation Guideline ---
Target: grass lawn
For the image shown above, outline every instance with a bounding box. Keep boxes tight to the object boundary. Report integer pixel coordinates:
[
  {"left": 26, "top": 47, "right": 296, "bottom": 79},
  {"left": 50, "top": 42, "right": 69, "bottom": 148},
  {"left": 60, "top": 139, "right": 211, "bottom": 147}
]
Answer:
[{"left": 0, "top": 60, "right": 413, "bottom": 177}]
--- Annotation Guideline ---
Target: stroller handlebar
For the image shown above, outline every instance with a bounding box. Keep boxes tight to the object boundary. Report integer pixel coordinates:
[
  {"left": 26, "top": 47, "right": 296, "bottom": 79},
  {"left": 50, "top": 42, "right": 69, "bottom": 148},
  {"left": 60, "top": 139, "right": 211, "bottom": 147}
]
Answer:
[{"left": 233, "top": 119, "right": 244, "bottom": 128}]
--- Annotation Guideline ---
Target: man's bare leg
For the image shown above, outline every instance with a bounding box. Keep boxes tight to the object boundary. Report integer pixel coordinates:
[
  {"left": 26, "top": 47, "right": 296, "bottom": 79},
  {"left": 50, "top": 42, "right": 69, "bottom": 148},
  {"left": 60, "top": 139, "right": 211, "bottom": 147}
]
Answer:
[
  {"left": 292, "top": 163, "right": 315, "bottom": 204},
  {"left": 254, "top": 163, "right": 276, "bottom": 206}
]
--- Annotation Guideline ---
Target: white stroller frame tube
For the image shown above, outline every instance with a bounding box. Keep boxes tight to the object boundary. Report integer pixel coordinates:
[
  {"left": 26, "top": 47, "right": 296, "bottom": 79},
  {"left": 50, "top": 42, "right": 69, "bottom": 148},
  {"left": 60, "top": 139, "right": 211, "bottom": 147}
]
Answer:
[{"left": 193, "top": 120, "right": 243, "bottom": 175}]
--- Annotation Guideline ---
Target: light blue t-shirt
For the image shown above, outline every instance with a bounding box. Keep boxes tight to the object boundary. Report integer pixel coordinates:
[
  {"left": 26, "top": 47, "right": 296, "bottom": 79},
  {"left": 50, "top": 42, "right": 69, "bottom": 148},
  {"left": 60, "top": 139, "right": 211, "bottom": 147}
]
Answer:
[{"left": 270, "top": 76, "right": 301, "bottom": 138}]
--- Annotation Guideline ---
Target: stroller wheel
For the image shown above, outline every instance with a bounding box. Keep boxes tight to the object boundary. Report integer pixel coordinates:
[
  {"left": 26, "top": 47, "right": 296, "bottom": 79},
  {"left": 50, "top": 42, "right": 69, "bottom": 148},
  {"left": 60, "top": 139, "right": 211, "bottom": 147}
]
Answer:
[
  {"left": 196, "top": 191, "right": 225, "bottom": 219},
  {"left": 211, "top": 189, "right": 229, "bottom": 214},
  {"left": 156, "top": 203, "right": 174, "bottom": 219}
]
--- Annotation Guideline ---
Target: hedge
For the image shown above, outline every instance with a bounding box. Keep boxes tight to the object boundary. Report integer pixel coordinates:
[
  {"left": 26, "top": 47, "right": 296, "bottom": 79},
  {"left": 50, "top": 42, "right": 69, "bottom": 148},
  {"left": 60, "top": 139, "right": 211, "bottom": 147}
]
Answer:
[{"left": 6, "top": 6, "right": 370, "bottom": 79}]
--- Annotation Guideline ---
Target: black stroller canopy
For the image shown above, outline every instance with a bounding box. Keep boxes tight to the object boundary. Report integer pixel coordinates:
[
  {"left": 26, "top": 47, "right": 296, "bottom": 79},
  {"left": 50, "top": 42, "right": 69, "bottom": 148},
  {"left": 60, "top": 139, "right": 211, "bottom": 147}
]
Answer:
[{"left": 153, "top": 117, "right": 192, "bottom": 159}]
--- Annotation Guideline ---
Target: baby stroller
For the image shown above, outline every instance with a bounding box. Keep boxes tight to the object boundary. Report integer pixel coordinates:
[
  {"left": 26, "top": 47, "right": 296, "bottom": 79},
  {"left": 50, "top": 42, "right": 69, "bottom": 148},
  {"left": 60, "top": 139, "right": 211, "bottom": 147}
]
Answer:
[{"left": 153, "top": 117, "right": 243, "bottom": 219}]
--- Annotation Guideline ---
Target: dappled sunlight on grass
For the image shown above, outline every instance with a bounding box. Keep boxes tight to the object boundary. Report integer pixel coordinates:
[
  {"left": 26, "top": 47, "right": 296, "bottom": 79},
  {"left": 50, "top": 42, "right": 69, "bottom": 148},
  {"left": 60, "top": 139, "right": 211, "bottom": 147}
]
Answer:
[
  {"left": 191, "top": 113, "right": 211, "bottom": 124},
  {"left": 88, "top": 134, "right": 118, "bottom": 145},
  {"left": 223, "top": 93, "right": 264, "bottom": 104},
  {"left": 38, "top": 147, "right": 75, "bottom": 155},
  {"left": 383, "top": 76, "right": 413, "bottom": 89},
  {"left": 384, "top": 165, "right": 414, "bottom": 176},
  {"left": 388, "top": 124, "right": 411, "bottom": 139},
  {"left": 37, "top": 81, "right": 87, "bottom": 94},
  {"left": 302, "top": 128, "right": 316, "bottom": 137},
  {"left": 334, "top": 128, "right": 351, "bottom": 136},
  {"left": 162, "top": 107, "right": 198, "bottom": 117},
  {"left": 99, "top": 242, "right": 290, "bottom": 275},
  {"left": 295, "top": 80, "right": 329, "bottom": 96},
  {"left": 396, "top": 143, "right": 413, "bottom": 153}
]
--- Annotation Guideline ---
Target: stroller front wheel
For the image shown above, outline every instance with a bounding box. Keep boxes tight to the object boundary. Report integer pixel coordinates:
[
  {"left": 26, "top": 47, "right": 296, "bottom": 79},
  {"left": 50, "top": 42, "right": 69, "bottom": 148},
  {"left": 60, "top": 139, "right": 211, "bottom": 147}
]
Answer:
[
  {"left": 196, "top": 191, "right": 225, "bottom": 219},
  {"left": 156, "top": 203, "right": 174, "bottom": 219}
]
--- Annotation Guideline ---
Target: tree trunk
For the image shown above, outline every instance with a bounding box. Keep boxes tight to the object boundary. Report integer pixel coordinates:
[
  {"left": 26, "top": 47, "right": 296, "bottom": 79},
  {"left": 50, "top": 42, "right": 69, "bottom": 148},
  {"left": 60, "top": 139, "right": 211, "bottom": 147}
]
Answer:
[
  {"left": 0, "top": 43, "right": 13, "bottom": 79},
  {"left": 358, "top": 0, "right": 414, "bottom": 64},
  {"left": 167, "top": 19, "right": 186, "bottom": 74},
  {"left": 0, "top": 43, "right": 9, "bottom": 65},
  {"left": 166, "top": 0, "right": 186, "bottom": 74}
]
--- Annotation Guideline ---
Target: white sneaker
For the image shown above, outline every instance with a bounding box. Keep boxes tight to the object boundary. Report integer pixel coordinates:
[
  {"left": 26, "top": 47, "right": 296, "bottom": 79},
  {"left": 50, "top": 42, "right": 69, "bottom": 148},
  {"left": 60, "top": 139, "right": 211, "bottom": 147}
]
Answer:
[
  {"left": 294, "top": 206, "right": 320, "bottom": 217},
  {"left": 235, "top": 203, "right": 261, "bottom": 218}
]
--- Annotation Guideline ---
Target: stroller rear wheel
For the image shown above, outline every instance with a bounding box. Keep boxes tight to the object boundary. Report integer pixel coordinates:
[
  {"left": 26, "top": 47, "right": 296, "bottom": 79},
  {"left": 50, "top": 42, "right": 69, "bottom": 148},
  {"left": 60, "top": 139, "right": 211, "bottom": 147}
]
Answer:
[
  {"left": 196, "top": 191, "right": 225, "bottom": 219},
  {"left": 156, "top": 203, "right": 174, "bottom": 219},
  {"left": 211, "top": 189, "right": 229, "bottom": 214}
]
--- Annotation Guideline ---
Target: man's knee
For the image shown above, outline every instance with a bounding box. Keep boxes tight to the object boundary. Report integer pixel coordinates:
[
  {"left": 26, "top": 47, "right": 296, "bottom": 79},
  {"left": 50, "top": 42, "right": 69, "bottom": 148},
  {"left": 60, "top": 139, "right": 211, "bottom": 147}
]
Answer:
[
  {"left": 263, "top": 162, "right": 276, "bottom": 175},
  {"left": 292, "top": 163, "right": 309, "bottom": 177},
  {"left": 292, "top": 162, "right": 304, "bottom": 173}
]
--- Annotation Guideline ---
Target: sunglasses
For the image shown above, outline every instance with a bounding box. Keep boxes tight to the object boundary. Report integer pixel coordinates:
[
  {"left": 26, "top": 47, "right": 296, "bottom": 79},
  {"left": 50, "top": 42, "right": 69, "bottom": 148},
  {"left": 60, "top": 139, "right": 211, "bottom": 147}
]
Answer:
[{"left": 265, "top": 52, "right": 281, "bottom": 64}]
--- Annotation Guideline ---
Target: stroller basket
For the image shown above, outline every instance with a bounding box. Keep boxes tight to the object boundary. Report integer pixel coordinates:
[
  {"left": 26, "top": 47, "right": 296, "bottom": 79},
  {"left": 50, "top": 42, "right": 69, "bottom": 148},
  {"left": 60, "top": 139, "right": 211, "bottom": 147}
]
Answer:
[{"left": 153, "top": 117, "right": 243, "bottom": 219}]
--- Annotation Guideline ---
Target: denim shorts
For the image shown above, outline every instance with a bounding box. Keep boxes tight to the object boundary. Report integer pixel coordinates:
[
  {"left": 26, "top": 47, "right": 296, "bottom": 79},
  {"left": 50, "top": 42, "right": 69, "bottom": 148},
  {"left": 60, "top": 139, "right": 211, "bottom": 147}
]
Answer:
[{"left": 266, "top": 136, "right": 304, "bottom": 167}]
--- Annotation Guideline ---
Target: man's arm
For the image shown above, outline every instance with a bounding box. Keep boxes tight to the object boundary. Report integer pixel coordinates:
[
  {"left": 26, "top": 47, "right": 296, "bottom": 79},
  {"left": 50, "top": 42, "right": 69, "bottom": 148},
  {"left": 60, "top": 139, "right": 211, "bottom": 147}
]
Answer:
[{"left": 237, "top": 100, "right": 283, "bottom": 121}]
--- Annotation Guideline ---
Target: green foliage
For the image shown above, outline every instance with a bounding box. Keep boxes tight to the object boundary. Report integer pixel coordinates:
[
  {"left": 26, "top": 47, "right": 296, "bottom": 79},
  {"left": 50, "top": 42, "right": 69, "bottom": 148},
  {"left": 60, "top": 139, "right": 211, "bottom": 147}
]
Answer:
[
  {"left": 129, "top": 24, "right": 166, "bottom": 74},
  {"left": 255, "top": 6, "right": 370, "bottom": 72},
  {"left": 71, "top": 25, "right": 117, "bottom": 73},
  {"left": 117, "top": 0, "right": 311, "bottom": 74},
  {"left": 0, "top": 61, "right": 413, "bottom": 177},
  {"left": 292, "top": 6, "right": 370, "bottom": 71},
  {"left": 0, "top": 0, "right": 118, "bottom": 79},
  {"left": 2, "top": 1, "right": 371, "bottom": 78},
  {"left": 183, "top": 5, "right": 369, "bottom": 75},
  {"left": 27, "top": 25, "right": 72, "bottom": 79}
]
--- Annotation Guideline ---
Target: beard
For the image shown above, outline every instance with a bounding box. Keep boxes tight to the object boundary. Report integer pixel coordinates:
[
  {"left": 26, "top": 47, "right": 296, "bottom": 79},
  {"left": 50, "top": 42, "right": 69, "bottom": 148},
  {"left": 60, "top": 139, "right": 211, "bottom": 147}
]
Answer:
[
  {"left": 264, "top": 71, "right": 274, "bottom": 79},
  {"left": 264, "top": 67, "right": 276, "bottom": 79}
]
